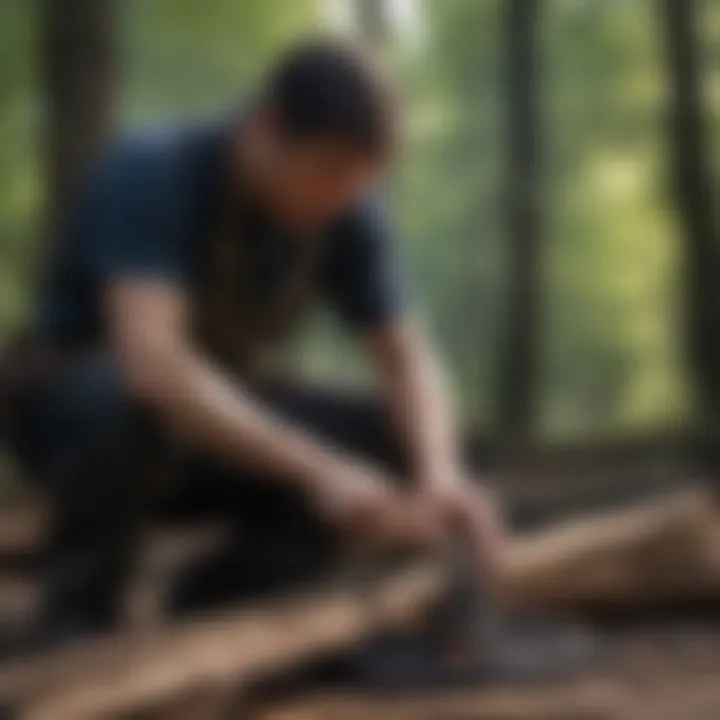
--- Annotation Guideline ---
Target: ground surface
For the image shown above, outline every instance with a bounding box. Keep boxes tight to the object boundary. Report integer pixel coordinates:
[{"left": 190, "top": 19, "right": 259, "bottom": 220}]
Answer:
[{"left": 246, "top": 624, "right": 720, "bottom": 720}]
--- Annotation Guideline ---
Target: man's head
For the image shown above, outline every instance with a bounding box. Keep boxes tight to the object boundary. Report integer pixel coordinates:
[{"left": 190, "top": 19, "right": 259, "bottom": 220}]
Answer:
[{"left": 238, "top": 38, "right": 399, "bottom": 231}]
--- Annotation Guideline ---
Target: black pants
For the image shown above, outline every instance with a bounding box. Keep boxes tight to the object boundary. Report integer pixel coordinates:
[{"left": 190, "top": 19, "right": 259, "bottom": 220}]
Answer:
[{"left": 8, "top": 353, "right": 406, "bottom": 630}]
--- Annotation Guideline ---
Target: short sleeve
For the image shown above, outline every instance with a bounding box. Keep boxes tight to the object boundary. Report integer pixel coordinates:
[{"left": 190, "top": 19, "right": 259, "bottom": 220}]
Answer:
[
  {"left": 323, "top": 197, "right": 407, "bottom": 330},
  {"left": 82, "top": 136, "right": 191, "bottom": 285}
]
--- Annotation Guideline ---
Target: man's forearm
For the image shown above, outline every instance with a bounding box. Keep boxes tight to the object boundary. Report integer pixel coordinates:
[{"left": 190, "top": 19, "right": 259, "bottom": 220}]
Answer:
[
  {"left": 131, "top": 347, "right": 350, "bottom": 494},
  {"left": 382, "top": 339, "right": 461, "bottom": 488}
]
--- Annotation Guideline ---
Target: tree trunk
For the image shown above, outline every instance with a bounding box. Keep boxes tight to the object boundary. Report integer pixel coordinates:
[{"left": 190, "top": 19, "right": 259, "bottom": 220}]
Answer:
[
  {"left": 354, "top": 0, "right": 389, "bottom": 48},
  {"left": 43, "top": 0, "right": 119, "bottom": 241},
  {"left": 660, "top": 0, "right": 720, "bottom": 426},
  {"left": 495, "top": 0, "right": 543, "bottom": 437}
]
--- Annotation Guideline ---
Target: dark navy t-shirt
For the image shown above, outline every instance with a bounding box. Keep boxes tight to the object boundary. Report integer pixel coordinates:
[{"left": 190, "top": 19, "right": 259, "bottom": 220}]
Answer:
[{"left": 38, "top": 121, "right": 405, "bottom": 344}]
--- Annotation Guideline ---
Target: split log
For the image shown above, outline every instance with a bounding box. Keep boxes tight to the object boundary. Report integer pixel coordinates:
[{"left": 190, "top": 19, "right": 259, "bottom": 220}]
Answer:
[
  {"left": 0, "top": 524, "right": 227, "bottom": 630},
  {"left": 631, "top": 674, "right": 720, "bottom": 720},
  {"left": 0, "top": 503, "right": 46, "bottom": 571},
  {"left": 0, "top": 578, "right": 38, "bottom": 625},
  {"left": 502, "top": 487, "right": 720, "bottom": 611},
  {"left": 3, "top": 562, "right": 445, "bottom": 720}
]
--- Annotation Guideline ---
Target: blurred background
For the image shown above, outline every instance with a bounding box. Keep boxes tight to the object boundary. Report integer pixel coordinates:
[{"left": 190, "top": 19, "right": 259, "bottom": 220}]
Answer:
[
  {"left": 2, "top": 3, "right": 720, "bottom": 717},
  {"left": 3, "top": 0, "right": 720, "bottom": 450}
]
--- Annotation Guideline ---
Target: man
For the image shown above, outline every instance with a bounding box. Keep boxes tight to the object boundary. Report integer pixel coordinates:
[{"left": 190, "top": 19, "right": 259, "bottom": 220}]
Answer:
[{"left": 6, "top": 38, "right": 503, "bottom": 644}]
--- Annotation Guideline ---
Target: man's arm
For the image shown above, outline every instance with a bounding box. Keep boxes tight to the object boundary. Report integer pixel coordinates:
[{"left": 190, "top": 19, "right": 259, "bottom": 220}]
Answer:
[
  {"left": 327, "top": 200, "right": 459, "bottom": 485},
  {"left": 365, "top": 319, "right": 505, "bottom": 570},
  {"left": 323, "top": 191, "right": 506, "bottom": 567},
  {"left": 80, "top": 138, "right": 426, "bottom": 545},
  {"left": 325, "top": 197, "right": 504, "bottom": 566},
  {"left": 105, "top": 278, "right": 429, "bottom": 545},
  {"left": 365, "top": 318, "right": 460, "bottom": 491}
]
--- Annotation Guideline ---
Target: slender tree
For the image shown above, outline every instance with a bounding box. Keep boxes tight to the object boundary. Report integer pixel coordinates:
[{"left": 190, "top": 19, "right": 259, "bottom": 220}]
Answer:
[
  {"left": 495, "top": 0, "right": 543, "bottom": 437},
  {"left": 354, "top": 0, "right": 389, "bottom": 48},
  {"left": 43, "top": 0, "right": 119, "bottom": 240},
  {"left": 660, "top": 0, "right": 720, "bottom": 427}
]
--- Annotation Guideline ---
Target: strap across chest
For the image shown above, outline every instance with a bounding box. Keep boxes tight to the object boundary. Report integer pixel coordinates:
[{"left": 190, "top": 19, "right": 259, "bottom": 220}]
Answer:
[{"left": 193, "top": 222, "right": 326, "bottom": 378}]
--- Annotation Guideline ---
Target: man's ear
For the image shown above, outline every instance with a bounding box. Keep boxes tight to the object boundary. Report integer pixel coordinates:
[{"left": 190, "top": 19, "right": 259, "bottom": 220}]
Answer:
[
  {"left": 256, "top": 103, "right": 281, "bottom": 134},
  {"left": 254, "top": 104, "right": 286, "bottom": 148},
  {"left": 244, "top": 105, "right": 287, "bottom": 173}
]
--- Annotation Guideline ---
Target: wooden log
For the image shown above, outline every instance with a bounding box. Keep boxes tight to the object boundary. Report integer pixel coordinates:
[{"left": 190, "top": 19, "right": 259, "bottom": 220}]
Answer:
[
  {"left": 632, "top": 676, "right": 720, "bottom": 720},
  {"left": 0, "top": 503, "right": 46, "bottom": 571},
  {"left": 4, "top": 562, "right": 445, "bottom": 720},
  {"left": 0, "top": 525, "right": 226, "bottom": 632},
  {"left": 500, "top": 487, "right": 720, "bottom": 611},
  {"left": 0, "top": 578, "right": 38, "bottom": 624}
]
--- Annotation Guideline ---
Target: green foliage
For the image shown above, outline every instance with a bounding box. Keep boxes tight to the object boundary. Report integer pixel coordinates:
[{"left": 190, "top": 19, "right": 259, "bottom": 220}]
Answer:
[
  {"left": 539, "top": 0, "right": 688, "bottom": 436},
  {"left": 1, "top": 0, "right": 720, "bottom": 439},
  {"left": 121, "top": 0, "right": 320, "bottom": 119},
  {"left": 0, "top": 0, "right": 41, "bottom": 338},
  {"left": 397, "top": 0, "right": 696, "bottom": 436},
  {"left": 396, "top": 0, "right": 505, "bottom": 422}
]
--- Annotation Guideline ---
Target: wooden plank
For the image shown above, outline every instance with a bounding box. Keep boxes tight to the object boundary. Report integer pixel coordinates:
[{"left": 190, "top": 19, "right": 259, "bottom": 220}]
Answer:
[
  {"left": 0, "top": 503, "right": 46, "bottom": 570},
  {"left": 8, "top": 562, "right": 445, "bottom": 720},
  {"left": 501, "top": 487, "right": 720, "bottom": 610},
  {"left": 0, "top": 578, "right": 38, "bottom": 623}
]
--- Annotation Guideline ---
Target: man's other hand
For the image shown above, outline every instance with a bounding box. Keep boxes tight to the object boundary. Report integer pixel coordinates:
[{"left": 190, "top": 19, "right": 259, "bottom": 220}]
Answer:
[
  {"left": 311, "top": 463, "right": 444, "bottom": 550},
  {"left": 413, "top": 480, "right": 507, "bottom": 575}
]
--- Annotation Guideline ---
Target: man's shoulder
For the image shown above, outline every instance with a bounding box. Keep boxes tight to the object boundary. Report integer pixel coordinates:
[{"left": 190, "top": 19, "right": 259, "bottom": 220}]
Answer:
[{"left": 94, "top": 119, "right": 223, "bottom": 193}]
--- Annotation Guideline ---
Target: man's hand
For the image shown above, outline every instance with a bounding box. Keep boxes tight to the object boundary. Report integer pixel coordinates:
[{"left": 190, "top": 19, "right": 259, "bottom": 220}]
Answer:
[
  {"left": 413, "top": 479, "right": 506, "bottom": 574},
  {"left": 310, "top": 462, "right": 444, "bottom": 550},
  {"left": 365, "top": 322, "right": 506, "bottom": 567},
  {"left": 310, "top": 460, "right": 506, "bottom": 572}
]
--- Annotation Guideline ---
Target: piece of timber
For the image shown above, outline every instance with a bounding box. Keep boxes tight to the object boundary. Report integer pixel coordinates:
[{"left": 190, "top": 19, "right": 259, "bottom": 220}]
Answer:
[
  {"left": 0, "top": 503, "right": 45, "bottom": 571},
  {"left": 0, "top": 578, "right": 38, "bottom": 624},
  {"left": 250, "top": 680, "right": 626, "bottom": 720},
  {"left": 500, "top": 487, "right": 720, "bottom": 611},
  {"left": 4, "top": 561, "right": 445, "bottom": 720},
  {"left": 0, "top": 525, "right": 227, "bottom": 633}
]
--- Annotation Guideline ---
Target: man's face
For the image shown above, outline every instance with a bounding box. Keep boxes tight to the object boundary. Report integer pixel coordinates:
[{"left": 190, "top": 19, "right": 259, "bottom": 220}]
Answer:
[{"left": 250, "top": 120, "right": 382, "bottom": 232}]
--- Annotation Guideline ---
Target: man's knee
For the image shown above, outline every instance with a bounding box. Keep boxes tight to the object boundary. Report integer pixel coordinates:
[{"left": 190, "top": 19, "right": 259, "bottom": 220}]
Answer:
[{"left": 10, "top": 353, "right": 150, "bottom": 480}]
